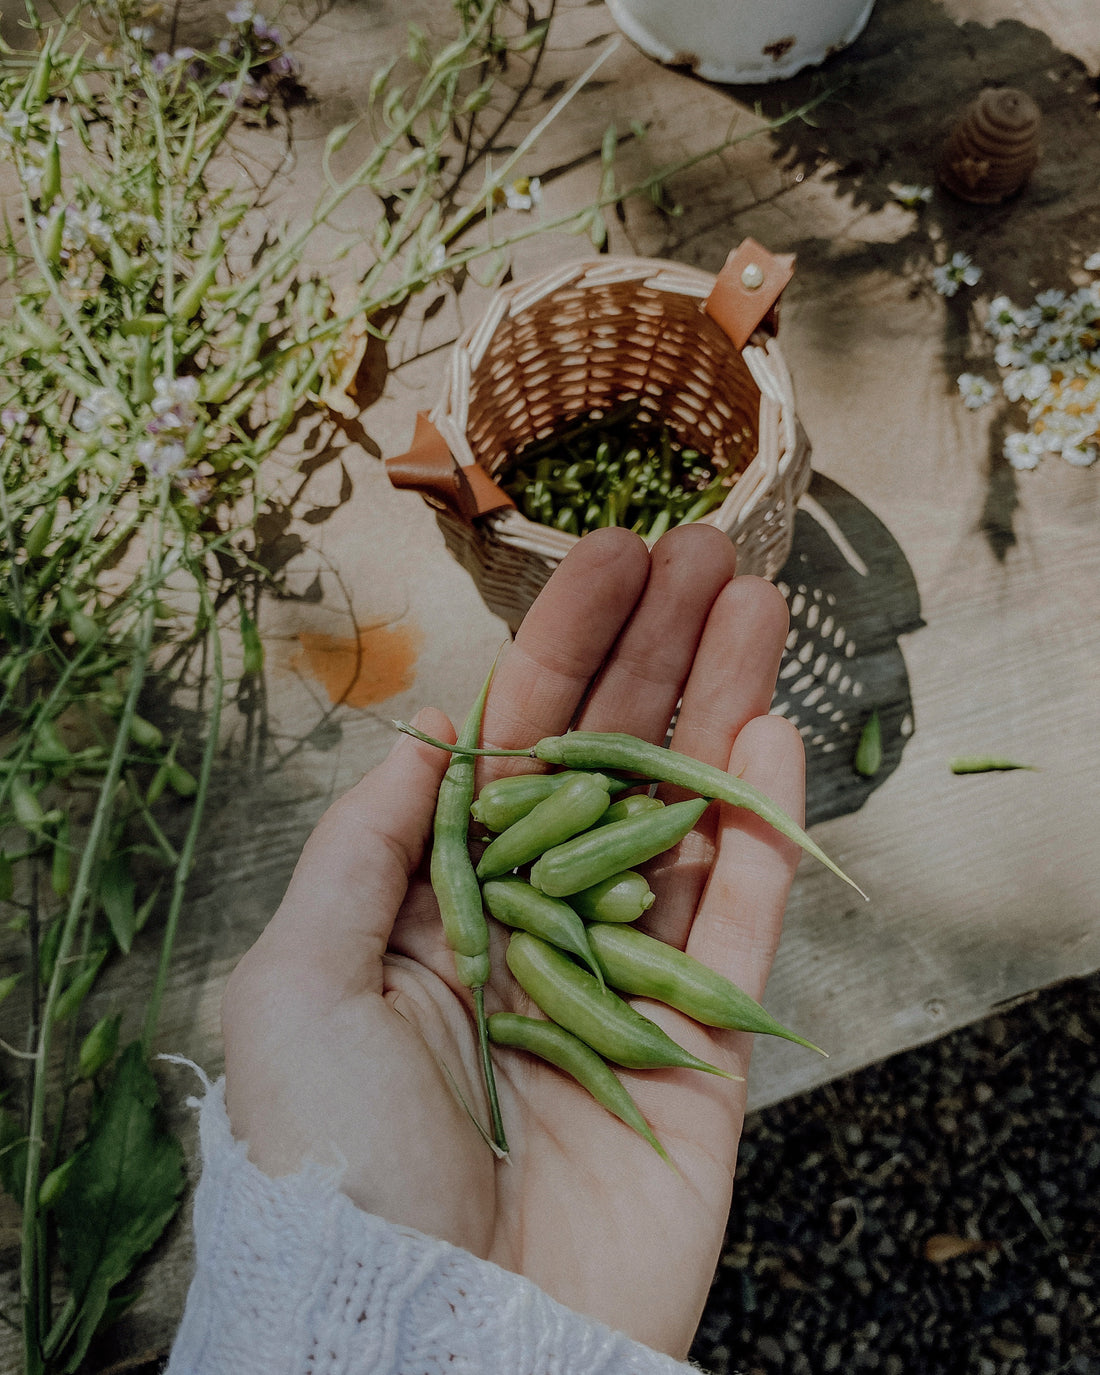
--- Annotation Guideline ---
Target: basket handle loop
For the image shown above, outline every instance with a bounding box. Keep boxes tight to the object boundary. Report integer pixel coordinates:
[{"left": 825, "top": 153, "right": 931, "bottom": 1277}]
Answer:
[
  {"left": 385, "top": 411, "right": 514, "bottom": 522},
  {"left": 704, "top": 238, "right": 796, "bottom": 350}
]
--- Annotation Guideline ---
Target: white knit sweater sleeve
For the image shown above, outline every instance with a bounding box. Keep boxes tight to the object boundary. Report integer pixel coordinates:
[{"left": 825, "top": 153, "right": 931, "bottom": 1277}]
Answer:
[{"left": 166, "top": 1071, "right": 705, "bottom": 1375}]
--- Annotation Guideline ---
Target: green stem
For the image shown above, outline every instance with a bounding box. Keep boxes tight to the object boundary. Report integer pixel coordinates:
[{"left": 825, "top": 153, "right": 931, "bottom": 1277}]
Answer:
[
  {"left": 473, "top": 986, "right": 507, "bottom": 1154},
  {"left": 142, "top": 562, "right": 222, "bottom": 1050},
  {"left": 18, "top": 492, "right": 168, "bottom": 1374}
]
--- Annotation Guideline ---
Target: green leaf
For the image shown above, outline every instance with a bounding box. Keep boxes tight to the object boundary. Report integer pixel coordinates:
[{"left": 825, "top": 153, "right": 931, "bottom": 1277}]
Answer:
[
  {"left": 0, "top": 1103, "right": 28, "bottom": 1202},
  {"left": 99, "top": 852, "right": 136, "bottom": 954},
  {"left": 50, "top": 1042, "right": 185, "bottom": 1371},
  {"left": 854, "top": 709, "right": 882, "bottom": 778}
]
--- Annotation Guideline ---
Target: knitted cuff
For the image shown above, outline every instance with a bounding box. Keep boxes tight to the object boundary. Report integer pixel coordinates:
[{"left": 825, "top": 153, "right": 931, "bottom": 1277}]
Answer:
[{"left": 165, "top": 1070, "right": 704, "bottom": 1375}]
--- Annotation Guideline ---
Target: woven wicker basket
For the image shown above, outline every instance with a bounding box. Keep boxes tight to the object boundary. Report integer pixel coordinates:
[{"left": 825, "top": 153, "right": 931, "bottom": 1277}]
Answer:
[{"left": 387, "top": 241, "right": 811, "bottom": 632}]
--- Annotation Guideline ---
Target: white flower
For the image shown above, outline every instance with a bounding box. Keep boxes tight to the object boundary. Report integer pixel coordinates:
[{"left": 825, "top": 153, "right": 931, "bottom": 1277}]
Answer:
[
  {"left": 152, "top": 374, "right": 200, "bottom": 418},
  {"left": 227, "top": 0, "right": 255, "bottom": 23},
  {"left": 1, "top": 406, "right": 28, "bottom": 433},
  {"left": 1009, "top": 363, "right": 1052, "bottom": 402},
  {"left": 137, "top": 437, "right": 189, "bottom": 476},
  {"left": 957, "top": 373, "right": 996, "bottom": 409},
  {"left": 73, "top": 387, "right": 124, "bottom": 434},
  {"left": 1003, "top": 431, "right": 1045, "bottom": 469},
  {"left": 1083, "top": 251, "right": 1100, "bottom": 272},
  {"left": 129, "top": 24, "right": 156, "bottom": 45},
  {"left": 504, "top": 176, "right": 541, "bottom": 212},
  {"left": 985, "top": 295, "right": 1023, "bottom": 340},
  {"left": 1033, "top": 289, "right": 1066, "bottom": 320},
  {"left": 994, "top": 340, "right": 1027, "bottom": 370},
  {"left": 932, "top": 252, "right": 981, "bottom": 298},
  {"left": 1062, "top": 442, "right": 1097, "bottom": 467}
]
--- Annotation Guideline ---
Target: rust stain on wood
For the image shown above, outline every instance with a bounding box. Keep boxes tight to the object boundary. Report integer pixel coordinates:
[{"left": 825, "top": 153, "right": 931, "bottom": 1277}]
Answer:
[{"left": 292, "top": 619, "right": 424, "bottom": 706}]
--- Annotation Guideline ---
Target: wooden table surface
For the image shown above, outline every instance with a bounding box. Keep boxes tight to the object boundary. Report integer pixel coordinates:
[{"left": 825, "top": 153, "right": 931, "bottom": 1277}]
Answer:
[{"left": 4, "top": 0, "right": 1098, "bottom": 1366}]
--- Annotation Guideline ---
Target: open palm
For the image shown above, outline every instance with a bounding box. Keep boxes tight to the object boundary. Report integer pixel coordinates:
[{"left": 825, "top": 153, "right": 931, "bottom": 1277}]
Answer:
[{"left": 221, "top": 524, "right": 804, "bottom": 1360}]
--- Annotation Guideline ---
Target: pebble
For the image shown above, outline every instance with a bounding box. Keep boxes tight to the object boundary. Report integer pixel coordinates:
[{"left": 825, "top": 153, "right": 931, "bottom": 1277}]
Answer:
[{"left": 689, "top": 972, "right": 1099, "bottom": 1374}]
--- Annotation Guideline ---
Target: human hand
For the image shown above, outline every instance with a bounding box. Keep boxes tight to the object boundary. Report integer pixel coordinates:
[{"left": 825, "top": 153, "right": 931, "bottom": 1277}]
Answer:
[{"left": 221, "top": 523, "right": 803, "bottom": 1358}]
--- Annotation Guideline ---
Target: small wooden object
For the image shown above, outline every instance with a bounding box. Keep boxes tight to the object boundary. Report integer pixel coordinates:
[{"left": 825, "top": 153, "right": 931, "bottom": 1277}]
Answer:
[{"left": 938, "top": 87, "right": 1041, "bottom": 204}]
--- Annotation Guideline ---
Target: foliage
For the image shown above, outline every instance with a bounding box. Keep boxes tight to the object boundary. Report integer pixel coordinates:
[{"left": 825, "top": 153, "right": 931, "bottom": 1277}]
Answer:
[
  {"left": 0, "top": 0, "right": 821, "bottom": 1364},
  {"left": 0, "top": 0, "right": 612, "bottom": 1366}
]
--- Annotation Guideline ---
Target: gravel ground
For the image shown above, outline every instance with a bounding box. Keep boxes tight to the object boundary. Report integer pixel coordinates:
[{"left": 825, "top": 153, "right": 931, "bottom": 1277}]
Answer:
[{"left": 690, "top": 972, "right": 1100, "bottom": 1375}]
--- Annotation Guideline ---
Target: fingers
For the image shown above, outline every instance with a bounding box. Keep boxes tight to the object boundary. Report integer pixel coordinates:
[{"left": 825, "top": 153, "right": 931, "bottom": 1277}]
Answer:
[
  {"left": 577, "top": 523, "right": 739, "bottom": 742},
  {"left": 643, "top": 575, "right": 792, "bottom": 950},
  {"left": 252, "top": 706, "right": 456, "bottom": 997},
  {"left": 483, "top": 527, "right": 650, "bottom": 753},
  {"left": 686, "top": 712, "right": 806, "bottom": 1002},
  {"left": 669, "top": 574, "right": 790, "bottom": 770}
]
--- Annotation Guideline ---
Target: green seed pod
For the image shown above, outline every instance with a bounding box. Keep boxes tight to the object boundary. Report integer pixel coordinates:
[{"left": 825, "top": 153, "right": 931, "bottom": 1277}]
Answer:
[
  {"left": 11, "top": 776, "right": 45, "bottom": 832},
  {"left": 239, "top": 606, "right": 264, "bottom": 677},
  {"left": 38, "top": 1157, "right": 75, "bottom": 1210},
  {"left": 67, "top": 607, "right": 98, "bottom": 646},
  {"left": 529, "top": 797, "right": 707, "bottom": 898},
  {"left": 593, "top": 795, "right": 664, "bottom": 827},
  {"left": 854, "top": 709, "right": 882, "bottom": 778},
  {"left": 30, "top": 723, "right": 66, "bottom": 765},
  {"left": 77, "top": 1013, "right": 120, "bottom": 1079},
  {"left": 173, "top": 259, "right": 218, "bottom": 322},
  {"left": 488, "top": 1012, "right": 669, "bottom": 1162},
  {"left": 505, "top": 932, "right": 732, "bottom": 1076},
  {"left": 50, "top": 813, "right": 70, "bottom": 898},
  {"left": 128, "top": 715, "right": 163, "bottom": 751},
  {"left": 41, "top": 204, "right": 65, "bottom": 265},
  {"left": 475, "top": 772, "right": 612, "bottom": 880},
  {"left": 30, "top": 46, "right": 53, "bottom": 106},
  {"left": 482, "top": 876, "right": 604, "bottom": 985},
  {"left": 109, "top": 238, "right": 137, "bottom": 288},
  {"left": 432, "top": 675, "right": 493, "bottom": 966},
  {"left": 167, "top": 761, "right": 198, "bottom": 797},
  {"left": 23, "top": 503, "right": 56, "bottom": 559},
  {"left": 566, "top": 870, "right": 655, "bottom": 924},
  {"left": 131, "top": 335, "right": 154, "bottom": 406},
  {"left": 586, "top": 924, "right": 825, "bottom": 1053},
  {"left": 471, "top": 770, "right": 615, "bottom": 832},
  {"left": 454, "top": 951, "right": 490, "bottom": 987},
  {"left": 53, "top": 958, "right": 102, "bottom": 1023},
  {"left": 38, "top": 137, "right": 61, "bottom": 207}
]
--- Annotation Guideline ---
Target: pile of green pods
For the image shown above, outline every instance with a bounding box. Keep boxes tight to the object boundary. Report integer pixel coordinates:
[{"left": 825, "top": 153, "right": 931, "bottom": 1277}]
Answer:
[{"left": 498, "top": 403, "right": 734, "bottom": 541}]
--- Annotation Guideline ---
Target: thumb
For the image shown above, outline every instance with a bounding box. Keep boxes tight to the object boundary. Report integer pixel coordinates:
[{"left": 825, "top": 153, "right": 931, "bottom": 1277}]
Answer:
[{"left": 255, "top": 707, "right": 455, "bottom": 996}]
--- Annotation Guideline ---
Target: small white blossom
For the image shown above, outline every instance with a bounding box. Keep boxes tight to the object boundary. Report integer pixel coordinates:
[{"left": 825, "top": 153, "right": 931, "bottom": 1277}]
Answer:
[
  {"left": 1062, "top": 442, "right": 1097, "bottom": 467},
  {"left": 994, "top": 340, "right": 1027, "bottom": 370},
  {"left": 1003, "top": 431, "right": 1045, "bottom": 469},
  {"left": 137, "top": 437, "right": 189, "bottom": 477},
  {"left": 73, "top": 387, "right": 124, "bottom": 434},
  {"left": 504, "top": 176, "right": 541, "bottom": 212},
  {"left": 932, "top": 252, "right": 981, "bottom": 298},
  {"left": 1, "top": 407, "right": 29, "bottom": 433},
  {"left": 227, "top": 0, "right": 255, "bottom": 23},
  {"left": 957, "top": 373, "right": 996, "bottom": 409},
  {"left": 1083, "top": 251, "right": 1100, "bottom": 272},
  {"left": 151, "top": 374, "right": 200, "bottom": 419},
  {"left": 985, "top": 295, "right": 1023, "bottom": 340}
]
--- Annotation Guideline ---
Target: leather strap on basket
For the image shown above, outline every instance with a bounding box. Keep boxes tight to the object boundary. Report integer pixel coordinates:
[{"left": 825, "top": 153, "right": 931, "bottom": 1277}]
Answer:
[
  {"left": 385, "top": 411, "right": 514, "bottom": 522},
  {"left": 704, "top": 239, "right": 795, "bottom": 350}
]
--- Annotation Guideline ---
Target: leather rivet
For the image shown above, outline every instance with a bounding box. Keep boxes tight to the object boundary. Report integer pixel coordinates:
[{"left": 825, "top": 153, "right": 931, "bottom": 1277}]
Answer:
[{"left": 740, "top": 263, "right": 765, "bottom": 290}]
